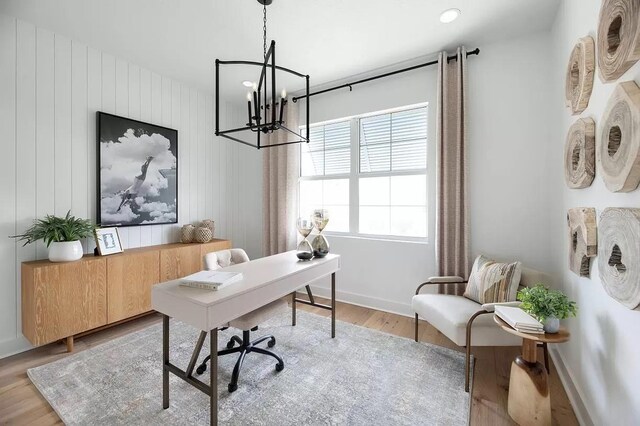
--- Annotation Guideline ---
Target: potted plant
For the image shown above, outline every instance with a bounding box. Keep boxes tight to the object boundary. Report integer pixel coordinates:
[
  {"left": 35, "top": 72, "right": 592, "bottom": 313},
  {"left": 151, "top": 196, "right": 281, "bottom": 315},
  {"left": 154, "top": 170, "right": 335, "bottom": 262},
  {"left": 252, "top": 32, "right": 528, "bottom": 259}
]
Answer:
[
  {"left": 517, "top": 284, "right": 577, "bottom": 333},
  {"left": 12, "top": 211, "right": 94, "bottom": 262}
]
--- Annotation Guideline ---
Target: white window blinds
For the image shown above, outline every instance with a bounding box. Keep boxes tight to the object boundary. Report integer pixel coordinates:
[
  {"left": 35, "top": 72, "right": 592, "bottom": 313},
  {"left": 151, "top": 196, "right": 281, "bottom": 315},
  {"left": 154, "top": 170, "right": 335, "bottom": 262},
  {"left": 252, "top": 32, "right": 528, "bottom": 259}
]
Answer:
[
  {"left": 301, "top": 120, "right": 351, "bottom": 176},
  {"left": 359, "top": 106, "right": 427, "bottom": 173}
]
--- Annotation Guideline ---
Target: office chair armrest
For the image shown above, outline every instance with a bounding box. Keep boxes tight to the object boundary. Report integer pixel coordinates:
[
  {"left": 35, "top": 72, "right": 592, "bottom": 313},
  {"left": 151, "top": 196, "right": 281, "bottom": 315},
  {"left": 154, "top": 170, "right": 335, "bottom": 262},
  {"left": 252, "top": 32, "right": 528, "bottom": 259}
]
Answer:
[
  {"left": 415, "top": 277, "right": 467, "bottom": 295},
  {"left": 480, "top": 301, "right": 522, "bottom": 312}
]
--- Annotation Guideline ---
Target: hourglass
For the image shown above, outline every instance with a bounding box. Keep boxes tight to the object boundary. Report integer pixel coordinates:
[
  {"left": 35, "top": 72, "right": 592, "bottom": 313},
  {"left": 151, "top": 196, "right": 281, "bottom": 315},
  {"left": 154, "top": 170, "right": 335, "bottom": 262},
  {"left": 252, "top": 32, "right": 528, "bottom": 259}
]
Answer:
[
  {"left": 311, "top": 209, "right": 330, "bottom": 258},
  {"left": 296, "top": 217, "right": 314, "bottom": 261}
]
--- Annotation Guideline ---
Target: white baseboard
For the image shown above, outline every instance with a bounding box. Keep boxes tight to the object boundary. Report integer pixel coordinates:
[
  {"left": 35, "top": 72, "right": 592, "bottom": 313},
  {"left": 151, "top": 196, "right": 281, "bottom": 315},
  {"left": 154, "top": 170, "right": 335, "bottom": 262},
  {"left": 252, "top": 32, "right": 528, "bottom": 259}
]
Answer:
[
  {"left": 548, "top": 346, "right": 594, "bottom": 426},
  {"left": 0, "top": 335, "right": 32, "bottom": 359},
  {"left": 305, "top": 285, "right": 414, "bottom": 318}
]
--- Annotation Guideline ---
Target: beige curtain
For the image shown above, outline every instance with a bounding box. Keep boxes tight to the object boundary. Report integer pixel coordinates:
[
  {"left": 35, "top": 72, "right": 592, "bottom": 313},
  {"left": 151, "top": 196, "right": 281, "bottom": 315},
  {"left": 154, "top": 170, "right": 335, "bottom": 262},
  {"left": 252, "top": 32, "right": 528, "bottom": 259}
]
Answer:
[
  {"left": 436, "top": 47, "right": 470, "bottom": 295},
  {"left": 262, "top": 97, "right": 300, "bottom": 256}
]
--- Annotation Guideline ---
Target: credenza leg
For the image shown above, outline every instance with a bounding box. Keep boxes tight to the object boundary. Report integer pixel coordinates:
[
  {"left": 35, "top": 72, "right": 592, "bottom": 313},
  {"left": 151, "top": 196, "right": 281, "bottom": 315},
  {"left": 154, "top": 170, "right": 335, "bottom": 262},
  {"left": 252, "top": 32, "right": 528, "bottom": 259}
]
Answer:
[
  {"left": 162, "top": 315, "right": 169, "bottom": 409},
  {"left": 65, "top": 336, "right": 74, "bottom": 352},
  {"left": 210, "top": 328, "right": 218, "bottom": 426},
  {"left": 331, "top": 272, "right": 336, "bottom": 338},
  {"left": 291, "top": 292, "right": 297, "bottom": 326}
]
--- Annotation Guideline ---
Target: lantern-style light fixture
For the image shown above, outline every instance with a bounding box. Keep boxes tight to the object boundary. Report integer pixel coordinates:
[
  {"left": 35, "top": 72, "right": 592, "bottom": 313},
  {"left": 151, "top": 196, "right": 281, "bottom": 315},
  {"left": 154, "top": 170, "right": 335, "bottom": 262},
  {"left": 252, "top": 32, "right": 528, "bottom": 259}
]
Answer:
[{"left": 215, "top": 0, "right": 310, "bottom": 149}]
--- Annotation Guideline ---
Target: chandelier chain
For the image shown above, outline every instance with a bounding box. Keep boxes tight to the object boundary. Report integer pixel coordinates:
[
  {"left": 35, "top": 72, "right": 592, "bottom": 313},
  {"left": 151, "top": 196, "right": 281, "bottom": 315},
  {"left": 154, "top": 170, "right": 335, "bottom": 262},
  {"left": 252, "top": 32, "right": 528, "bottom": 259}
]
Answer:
[{"left": 263, "top": 3, "right": 267, "bottom": 59}]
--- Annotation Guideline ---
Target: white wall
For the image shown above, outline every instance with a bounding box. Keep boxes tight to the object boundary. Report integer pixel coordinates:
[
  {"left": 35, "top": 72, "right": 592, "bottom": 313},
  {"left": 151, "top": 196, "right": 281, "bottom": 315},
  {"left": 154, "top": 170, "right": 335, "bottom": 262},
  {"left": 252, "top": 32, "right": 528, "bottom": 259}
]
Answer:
[
  {"left": 550, "top": 2, "right": 640, "bottom": 424},
  {"left": 0, "top": 14, "right": 262, "bottom": 358},
  {"left": 298, "top": 31, "right": 554, "bottom": 317}
]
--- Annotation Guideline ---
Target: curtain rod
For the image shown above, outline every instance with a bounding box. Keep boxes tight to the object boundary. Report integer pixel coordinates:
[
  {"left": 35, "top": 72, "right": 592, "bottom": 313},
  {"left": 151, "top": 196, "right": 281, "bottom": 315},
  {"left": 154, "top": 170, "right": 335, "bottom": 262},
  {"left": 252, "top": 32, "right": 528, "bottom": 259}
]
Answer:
[{"left": 292, "top": 47, "right": 480, "bottom": 103}]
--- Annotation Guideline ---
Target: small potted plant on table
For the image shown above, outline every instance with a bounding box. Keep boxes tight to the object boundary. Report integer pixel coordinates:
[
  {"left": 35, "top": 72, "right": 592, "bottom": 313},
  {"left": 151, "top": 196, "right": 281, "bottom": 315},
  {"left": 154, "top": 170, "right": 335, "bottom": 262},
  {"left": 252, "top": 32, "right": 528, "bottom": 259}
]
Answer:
[
  {"left": 12, "top": 211, "right": 94, "bottom": 262},
  {"left": 517, "top": 284, "right": 578, "bottom": 333}
]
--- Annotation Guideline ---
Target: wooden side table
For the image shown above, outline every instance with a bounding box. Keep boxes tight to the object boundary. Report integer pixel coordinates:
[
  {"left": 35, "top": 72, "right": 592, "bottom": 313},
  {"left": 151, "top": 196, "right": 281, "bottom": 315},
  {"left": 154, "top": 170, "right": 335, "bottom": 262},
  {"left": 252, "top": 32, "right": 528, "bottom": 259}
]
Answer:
[{"left": 494, "top": 316, "right": 570, "bottom": 426}]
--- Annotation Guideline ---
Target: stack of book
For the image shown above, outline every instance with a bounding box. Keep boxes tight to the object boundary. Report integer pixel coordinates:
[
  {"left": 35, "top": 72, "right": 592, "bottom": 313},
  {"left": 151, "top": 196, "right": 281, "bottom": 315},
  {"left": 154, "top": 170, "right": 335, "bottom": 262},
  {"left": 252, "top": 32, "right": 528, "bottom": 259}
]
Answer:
[
  {"left": 179, "top": 270, "right": 243, "bottom": 291},
  {"left": 495, "top": 305, "right": 544, "bottom": 334}
]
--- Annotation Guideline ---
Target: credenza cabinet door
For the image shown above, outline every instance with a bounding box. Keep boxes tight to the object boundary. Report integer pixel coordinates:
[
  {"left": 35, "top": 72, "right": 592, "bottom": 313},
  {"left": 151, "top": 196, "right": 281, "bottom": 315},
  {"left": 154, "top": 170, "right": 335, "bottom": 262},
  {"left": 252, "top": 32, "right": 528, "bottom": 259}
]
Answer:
[
  {"left": 160, "top": 245, "right": 202, "bottom": 281},
  {"left": 22, "top": 258, "right": 107, "bottom": 346},
  {"left": 107, "top": 251, "right": 160, "bottom": 323}
]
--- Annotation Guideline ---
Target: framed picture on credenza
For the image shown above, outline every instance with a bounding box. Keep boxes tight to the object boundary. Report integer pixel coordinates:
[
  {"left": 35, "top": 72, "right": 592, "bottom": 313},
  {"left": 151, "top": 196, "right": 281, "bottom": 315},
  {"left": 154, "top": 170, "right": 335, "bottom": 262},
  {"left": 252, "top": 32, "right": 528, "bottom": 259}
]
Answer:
[{"left": 97, "top": 112, "right": 178, "bottom": 227}]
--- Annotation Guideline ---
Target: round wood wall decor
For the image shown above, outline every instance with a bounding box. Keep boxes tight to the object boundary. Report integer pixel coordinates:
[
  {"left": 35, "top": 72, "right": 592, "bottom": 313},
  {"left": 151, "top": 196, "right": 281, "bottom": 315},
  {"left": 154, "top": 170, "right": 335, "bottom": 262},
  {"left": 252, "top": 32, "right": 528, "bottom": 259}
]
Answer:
[
  {"left": 598, "top": 81, "right": 640, "bottom": 192},
  {"left": 597, "top": 0, "right": 640, "bottom": 82},
  {"left": 564, "top": 118, "right": 596, "bottom": 188},
  {"left": 565, "top": 36, "right": 595, "bottom": 114},
  {"left": 598, "top": 208, "right": 640, "bottom": 309},
  {"left": 567, "top": 208, "right": 597, "bottom": 277}
]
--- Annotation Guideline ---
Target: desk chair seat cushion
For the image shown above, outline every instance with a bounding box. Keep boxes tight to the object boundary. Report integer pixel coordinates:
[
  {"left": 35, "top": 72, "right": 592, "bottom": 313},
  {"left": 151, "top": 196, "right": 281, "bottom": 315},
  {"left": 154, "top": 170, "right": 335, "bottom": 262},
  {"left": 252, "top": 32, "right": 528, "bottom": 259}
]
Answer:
[
  {"left": 204, "top": 248, "right": 250, "bottom": 270},
  {"left": 229, "top": 299, "right": 288, "bottom": 331},
  {"left": 412, "top": 293, "right": 520, "bottom": 347}
]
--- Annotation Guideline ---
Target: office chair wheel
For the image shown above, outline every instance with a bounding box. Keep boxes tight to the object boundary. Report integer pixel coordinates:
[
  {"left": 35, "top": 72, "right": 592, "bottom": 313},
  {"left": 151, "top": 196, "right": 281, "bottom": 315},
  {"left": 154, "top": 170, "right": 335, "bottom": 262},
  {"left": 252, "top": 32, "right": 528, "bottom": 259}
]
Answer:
[
  {"left": 267, "top": 337, "right": 276, "bottom": 348},
  {"left": 226, "top": 340, "right": 235, "bottom": 349},
  {"left": 275, "top": 362, "right": 284, "bottom": 372},
  {"left": 228, "top": 383, "right": 238, "bottom": 393},
  {"left": 196, "top": 364, "right": 207, "bottom": 375}
]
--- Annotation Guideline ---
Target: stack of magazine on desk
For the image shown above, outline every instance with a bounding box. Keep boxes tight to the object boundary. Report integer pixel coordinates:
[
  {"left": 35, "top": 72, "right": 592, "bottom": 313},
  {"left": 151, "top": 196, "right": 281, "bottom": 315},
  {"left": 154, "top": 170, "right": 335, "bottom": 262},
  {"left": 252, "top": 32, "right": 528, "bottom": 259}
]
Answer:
[
  {"left": 179, "top": 271, "right": 243, "bottom": 291},
  {"left": 495, "top": 305, "right": 544, "bottom": 334}
]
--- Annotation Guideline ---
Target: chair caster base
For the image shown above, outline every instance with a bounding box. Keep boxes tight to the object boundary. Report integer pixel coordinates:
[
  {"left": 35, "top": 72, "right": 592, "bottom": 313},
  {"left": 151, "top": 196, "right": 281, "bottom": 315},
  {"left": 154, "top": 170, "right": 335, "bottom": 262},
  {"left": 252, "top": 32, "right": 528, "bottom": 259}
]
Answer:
[
  {"left": 228, "top": 383, "right": 238, "bottom": 393},
  {"left": 275, "top": 362, "right": 284, "bottom": 372},
  {"left": 268, "top": 337, "right": 276, "bottom": 348},
  {"left": 196, "top": 364, "right": 207, "bottom": 375}
]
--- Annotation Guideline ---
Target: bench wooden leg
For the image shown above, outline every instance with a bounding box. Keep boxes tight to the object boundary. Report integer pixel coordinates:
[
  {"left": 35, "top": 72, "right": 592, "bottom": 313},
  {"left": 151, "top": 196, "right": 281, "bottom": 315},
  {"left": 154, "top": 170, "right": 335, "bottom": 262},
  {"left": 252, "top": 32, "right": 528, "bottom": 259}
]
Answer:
[{"left": 66, "top": 336, "right": 74, "bottom": 352}]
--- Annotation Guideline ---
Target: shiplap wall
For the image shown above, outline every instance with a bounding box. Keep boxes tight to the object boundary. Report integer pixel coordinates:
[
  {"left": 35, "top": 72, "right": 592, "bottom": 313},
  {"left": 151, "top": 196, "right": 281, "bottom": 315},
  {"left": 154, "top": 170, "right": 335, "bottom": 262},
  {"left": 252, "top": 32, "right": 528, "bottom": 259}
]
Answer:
[{"left": 0, "top": 14, "right": 263, "bottom": 357}]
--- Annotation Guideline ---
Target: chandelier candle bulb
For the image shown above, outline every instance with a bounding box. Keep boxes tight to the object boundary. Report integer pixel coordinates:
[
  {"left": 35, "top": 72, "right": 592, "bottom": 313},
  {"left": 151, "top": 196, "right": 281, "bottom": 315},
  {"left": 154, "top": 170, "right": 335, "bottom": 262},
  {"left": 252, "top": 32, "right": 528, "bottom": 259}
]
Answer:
[
  {"left": 247, "top": 92, "right": 253, "bottom": 125},
  {"left": 253, "top": 90, "right": 260, "bottom": 123}
]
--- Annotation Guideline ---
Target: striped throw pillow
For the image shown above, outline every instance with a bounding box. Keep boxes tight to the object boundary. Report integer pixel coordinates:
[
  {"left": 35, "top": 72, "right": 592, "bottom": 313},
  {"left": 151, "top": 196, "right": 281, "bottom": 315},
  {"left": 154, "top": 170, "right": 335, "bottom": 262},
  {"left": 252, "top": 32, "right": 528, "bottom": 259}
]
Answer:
[{"left": 463, "top": 255, "right": 522, "bottom": 304}]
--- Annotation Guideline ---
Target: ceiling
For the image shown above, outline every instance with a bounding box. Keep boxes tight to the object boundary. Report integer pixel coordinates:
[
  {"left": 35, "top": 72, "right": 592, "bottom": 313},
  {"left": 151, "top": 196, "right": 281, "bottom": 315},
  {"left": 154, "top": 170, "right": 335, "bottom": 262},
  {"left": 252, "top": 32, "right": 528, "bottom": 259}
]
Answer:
[{"left": 1, "top": 0, "right": 559, "bottom": 101}]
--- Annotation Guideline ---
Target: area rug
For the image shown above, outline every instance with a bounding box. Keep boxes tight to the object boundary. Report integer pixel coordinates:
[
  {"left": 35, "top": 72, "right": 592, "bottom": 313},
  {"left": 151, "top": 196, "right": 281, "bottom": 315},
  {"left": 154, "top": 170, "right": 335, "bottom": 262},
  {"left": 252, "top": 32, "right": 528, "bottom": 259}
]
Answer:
[{"left": 28, "top": 310, "right": 471, "bottom": 425}]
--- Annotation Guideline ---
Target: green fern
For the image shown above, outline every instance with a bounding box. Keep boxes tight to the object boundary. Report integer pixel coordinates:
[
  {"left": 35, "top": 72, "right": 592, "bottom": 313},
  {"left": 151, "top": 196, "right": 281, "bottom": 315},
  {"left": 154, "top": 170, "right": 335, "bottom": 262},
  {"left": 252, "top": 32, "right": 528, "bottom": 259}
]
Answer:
[
  {"left": 517, "top": 284, "right": 577, "bottom": 322},
  {"left": 11, "top": 211, "right": 94, "bottom": 247}
]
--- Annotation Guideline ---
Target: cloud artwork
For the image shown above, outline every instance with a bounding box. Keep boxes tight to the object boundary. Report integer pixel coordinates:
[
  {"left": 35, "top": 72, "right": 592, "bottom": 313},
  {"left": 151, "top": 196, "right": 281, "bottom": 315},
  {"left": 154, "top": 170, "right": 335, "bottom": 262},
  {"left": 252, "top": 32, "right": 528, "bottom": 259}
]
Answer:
[{"left": 98, "top": 113, "right": 178, "bottom": 227}]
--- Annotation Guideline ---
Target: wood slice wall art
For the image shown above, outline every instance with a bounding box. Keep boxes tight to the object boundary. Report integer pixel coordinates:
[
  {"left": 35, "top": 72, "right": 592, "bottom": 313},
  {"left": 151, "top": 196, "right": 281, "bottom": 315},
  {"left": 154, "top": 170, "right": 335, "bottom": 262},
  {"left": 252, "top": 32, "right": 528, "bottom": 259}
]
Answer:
[
  {"left": 565, "top": 36, "right": 595, "bottom": 114},
  {"left": 597, "top": 0, "right": 640, "bottom": 82},
  {"left": 598, "top": 208, "right": 640, "bottom": 309},
  {"left": 564, "top": 118, "right": 596, "bottom": 188},
  {"left": 598, "top": 81, "right": 640, "bottom": 192},
  {"left": 567, "top": 208, "right": 597, "bottom": 277}
]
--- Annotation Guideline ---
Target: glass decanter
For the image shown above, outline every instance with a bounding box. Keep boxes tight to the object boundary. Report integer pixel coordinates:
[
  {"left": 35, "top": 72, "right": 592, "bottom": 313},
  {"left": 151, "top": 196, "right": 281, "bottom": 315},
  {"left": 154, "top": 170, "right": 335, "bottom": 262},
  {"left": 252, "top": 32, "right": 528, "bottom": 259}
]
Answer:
[
  {"left": 296, "top": 217, "right": 314, "bottom": 261},
  {"left": 311, "top": 209, "right": 330, "bottom": 258}
]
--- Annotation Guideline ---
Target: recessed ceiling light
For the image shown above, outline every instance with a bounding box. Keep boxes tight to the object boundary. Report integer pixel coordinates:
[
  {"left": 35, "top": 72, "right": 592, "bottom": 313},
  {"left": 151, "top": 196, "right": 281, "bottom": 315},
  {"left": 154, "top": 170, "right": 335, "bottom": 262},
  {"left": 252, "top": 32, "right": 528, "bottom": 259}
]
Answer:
[
  {"left": 440, "top": 8, "right": 460, "bottom": 24},
  {"left": 242, "top": 80, "right": 254, "bottom": 87}
]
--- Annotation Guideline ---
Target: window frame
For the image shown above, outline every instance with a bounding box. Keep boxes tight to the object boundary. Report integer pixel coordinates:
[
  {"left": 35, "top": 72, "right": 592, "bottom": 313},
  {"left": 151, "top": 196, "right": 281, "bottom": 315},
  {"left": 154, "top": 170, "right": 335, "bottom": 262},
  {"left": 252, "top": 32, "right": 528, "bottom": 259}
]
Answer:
[{"left": 299, "top": 102, "right": 429, "bottom": 242}]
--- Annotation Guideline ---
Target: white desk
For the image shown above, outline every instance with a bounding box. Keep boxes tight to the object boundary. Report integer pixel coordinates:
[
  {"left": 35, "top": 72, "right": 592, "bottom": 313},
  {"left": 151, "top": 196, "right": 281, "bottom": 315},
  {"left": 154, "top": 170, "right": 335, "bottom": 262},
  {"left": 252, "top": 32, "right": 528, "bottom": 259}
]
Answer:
[{"left": 151, "top": 251, "right": 340, "bottom": 425}]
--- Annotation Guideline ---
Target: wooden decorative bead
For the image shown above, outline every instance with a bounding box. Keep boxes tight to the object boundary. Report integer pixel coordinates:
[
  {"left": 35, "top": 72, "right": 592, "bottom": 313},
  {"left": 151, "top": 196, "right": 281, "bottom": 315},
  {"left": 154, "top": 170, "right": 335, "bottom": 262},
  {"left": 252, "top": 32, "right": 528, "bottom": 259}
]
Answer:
[
  {"left": 597, "top": 0, "right": 640, "bottom": 82},
  {"left": 180, "top": 224, "right": 196, "bottom": 243},
  {"left": 564, "top": 118, "right": 595, "bottom": 188},
  {"left": 598, "top": 208, "right": 640, "bottom": 309},
  {"left": 598, "top": 81, "right": 640, "bottom": 192},
  {"left": 194, "top": 227, "right": 213, "bottom": 243},
  {"left": 567, "top": 208, "right": 597, "bottom": 277},
  {"left": 565, "top": 36, "right": 595, "bottom": 114},
  {"left": 201, "top": 219, "right": 215, "bottom": 237}
]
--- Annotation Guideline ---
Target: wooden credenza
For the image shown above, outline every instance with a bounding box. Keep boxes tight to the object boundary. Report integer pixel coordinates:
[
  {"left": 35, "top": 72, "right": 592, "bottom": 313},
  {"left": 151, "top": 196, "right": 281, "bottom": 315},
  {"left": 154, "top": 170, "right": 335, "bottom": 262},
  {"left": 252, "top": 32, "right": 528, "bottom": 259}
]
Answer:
[{"left": 22, "top": 239, "right": 231, "bottom": 350}]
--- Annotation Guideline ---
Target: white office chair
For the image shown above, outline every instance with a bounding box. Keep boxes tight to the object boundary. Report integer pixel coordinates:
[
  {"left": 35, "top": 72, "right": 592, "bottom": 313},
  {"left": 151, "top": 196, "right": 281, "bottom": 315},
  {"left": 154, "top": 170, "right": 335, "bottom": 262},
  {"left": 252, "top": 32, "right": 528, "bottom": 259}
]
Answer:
[
  {"left": 194, "top": 248, "right": 288, "bottom": 393},
  {"left": 412, "top": 266, "right": 550, "bottom": 392}
]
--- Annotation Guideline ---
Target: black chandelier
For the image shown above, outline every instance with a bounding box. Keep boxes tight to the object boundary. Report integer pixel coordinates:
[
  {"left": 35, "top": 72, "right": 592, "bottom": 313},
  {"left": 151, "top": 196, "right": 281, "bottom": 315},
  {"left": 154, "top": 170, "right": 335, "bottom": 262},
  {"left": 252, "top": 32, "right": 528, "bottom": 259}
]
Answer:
[{"left": 215, "top": 0, "right": 310, "bottom": 149}]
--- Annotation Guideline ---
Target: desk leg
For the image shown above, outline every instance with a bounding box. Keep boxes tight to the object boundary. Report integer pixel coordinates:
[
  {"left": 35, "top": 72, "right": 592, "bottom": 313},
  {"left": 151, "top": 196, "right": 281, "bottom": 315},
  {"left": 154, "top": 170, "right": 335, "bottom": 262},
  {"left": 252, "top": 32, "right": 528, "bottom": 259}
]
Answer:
[
  {"left": 162, "top": 315, "right": 169, "bottom": 409},
  {"left": 331, "top": 272, "right": 336, "bottom": 338},
  {"left": 291, "top": 292, "right": 297, "bottom": 326},
  {"left": 210, "top": 328, "right": 218, "bottom": 426}
]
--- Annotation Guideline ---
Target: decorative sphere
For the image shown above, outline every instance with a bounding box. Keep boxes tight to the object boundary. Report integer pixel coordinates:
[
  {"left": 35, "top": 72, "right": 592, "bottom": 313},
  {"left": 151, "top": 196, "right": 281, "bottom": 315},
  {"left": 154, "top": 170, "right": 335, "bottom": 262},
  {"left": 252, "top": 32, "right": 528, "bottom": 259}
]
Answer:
[{"left": 194, "top": 227, "right": 213, "bottom": 243}]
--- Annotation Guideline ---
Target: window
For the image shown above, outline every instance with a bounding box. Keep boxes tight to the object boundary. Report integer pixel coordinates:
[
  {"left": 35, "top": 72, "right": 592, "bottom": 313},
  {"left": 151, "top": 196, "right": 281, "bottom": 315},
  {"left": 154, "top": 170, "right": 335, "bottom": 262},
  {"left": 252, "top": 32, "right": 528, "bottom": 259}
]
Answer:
[{"left": 299, "top": 104, "right": 428, "bottom": 239}]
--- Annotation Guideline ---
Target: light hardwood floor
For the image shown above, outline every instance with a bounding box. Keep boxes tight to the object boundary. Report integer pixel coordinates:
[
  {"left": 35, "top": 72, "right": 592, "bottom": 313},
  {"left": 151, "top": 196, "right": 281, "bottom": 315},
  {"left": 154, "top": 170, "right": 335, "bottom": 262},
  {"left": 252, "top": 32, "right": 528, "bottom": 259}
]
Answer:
[{"left": 0, "top": 298, "right": 578, "bottom": 425}]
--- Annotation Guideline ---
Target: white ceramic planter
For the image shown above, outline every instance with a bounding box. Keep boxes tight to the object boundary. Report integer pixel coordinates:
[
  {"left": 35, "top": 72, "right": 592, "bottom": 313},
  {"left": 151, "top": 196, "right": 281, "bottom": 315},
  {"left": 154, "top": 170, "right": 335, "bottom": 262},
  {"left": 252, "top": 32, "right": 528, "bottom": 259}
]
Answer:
[
  {"left": 543, "top": 316, "right": 560, "bottom": 333},
  {"left": 48, "top": 241, "right": 84, "bottom": 262}
]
